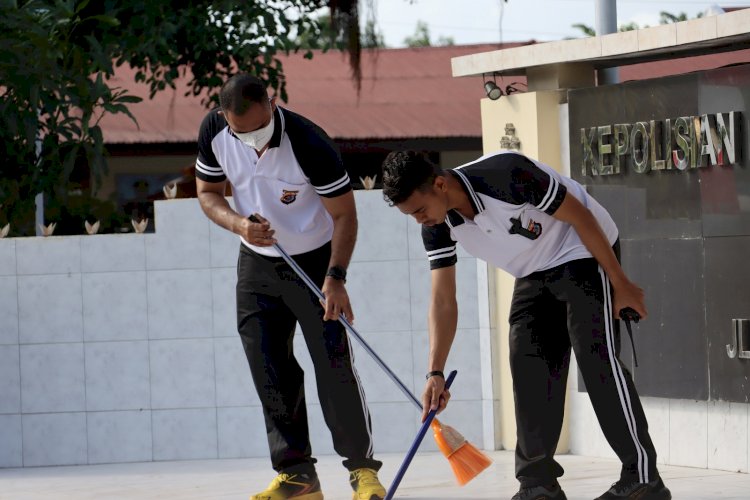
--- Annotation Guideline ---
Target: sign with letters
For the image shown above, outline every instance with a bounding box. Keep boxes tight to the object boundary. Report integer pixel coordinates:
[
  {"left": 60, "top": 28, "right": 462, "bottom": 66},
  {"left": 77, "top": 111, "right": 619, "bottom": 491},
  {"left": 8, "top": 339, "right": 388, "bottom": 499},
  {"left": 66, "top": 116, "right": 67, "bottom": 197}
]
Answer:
[
  {"left": 580, "top": 112, "right": 741, "bottom": 176},
  {"left": 568, "top": 63, "right": 750, "bottom": 404}
]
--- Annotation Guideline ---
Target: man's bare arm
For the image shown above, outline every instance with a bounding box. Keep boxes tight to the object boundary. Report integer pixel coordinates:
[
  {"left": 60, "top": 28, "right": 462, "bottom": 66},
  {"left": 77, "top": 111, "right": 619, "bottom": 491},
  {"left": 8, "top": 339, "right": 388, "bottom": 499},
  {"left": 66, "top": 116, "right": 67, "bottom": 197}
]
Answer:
[
  {"left": 319, "top": 190, "right": 357, "bottom": 271},
  {"left": 421, "top": 265, "right": 458, "bottom": 421},
  {"left": 553, "top": 192, "right": 647, "bottom": 319},
  {"left": 319, "top": 191, "right": 357, "bottom": 322},
  {"left": 196, "top": 178, "right": 275, "bottom": 246}
]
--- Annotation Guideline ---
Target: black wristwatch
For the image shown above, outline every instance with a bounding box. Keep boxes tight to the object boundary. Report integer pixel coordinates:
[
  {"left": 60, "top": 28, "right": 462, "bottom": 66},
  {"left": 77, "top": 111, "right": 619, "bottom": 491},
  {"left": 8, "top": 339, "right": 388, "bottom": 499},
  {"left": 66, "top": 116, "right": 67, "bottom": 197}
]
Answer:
[
  {"left": 426, "top": 370, "right": 445, "bottom": 381},
  {"left": 326, "top": 265, "right": 347, "bottom": 283}
]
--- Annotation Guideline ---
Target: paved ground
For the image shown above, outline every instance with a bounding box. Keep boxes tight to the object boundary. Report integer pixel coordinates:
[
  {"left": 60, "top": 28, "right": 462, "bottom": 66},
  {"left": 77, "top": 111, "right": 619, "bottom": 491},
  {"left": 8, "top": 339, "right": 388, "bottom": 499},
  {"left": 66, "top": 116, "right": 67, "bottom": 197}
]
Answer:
[{"left": 1, "top": 450, "right": 748, "bottom": 499}]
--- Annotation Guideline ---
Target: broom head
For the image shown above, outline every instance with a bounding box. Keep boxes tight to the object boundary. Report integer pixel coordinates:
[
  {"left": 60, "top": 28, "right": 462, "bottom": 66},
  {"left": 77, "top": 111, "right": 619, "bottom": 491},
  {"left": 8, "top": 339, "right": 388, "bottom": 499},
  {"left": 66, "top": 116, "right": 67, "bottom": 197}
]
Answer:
[{"left": 431, "top": 418, "right": 492, "bottom": 486}]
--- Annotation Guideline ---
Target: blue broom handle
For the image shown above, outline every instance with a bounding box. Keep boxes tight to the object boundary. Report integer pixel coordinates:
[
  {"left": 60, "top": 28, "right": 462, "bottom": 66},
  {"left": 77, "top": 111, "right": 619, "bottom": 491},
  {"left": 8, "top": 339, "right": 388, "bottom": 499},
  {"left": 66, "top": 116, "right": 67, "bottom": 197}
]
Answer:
[
  {"left": 265, "top": 236, "right": 423, "bottom": 410},
  {"left": 384, "top": 370, "right": 458, "bottom": 500}
]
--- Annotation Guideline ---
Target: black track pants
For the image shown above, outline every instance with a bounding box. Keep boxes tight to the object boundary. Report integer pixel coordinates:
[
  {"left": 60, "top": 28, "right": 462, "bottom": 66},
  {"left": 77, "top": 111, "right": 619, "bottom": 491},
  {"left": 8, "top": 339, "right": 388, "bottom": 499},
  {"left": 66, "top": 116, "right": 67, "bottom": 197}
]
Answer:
[
  {"left": 236, "top": 242, "right": 381, "bottom": 474},
  {"left": 509, "top": 244, "right": 658, "bottom": 488}
]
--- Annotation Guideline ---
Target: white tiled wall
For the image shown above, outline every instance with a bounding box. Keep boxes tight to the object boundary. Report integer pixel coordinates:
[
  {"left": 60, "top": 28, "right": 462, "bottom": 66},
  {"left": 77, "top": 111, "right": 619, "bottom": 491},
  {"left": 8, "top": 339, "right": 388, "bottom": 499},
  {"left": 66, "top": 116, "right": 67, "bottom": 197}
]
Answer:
[
  {"left": 211, "top": 267, "right": 237, "bottom": 337},
  {"left": 22, "top": 413, "right": 87, "bottom": 466},
  {"left": 146, "top": 270, "right": 213, "bottom": 339},
  {"left": 707, "top": 401, "right": 749, "bottom": 473},
  {"left": 0, "top": 239, "right": 16, "bottom": 276},
  {"left": 0, "top": 415, "right": 23, "bottom": 467},
  {"left": 0, "top": 193, "right": 489, "bottom": 467},
  {"left": 149, "top": 339, "right": 216, "bottom": 409},
  {"left": 217, "top": 406, "right": 267, "bottom": 458},
  {"left": 152, "top": 408, "right": 218, "bottom": 461},
  {"left": 87, "top": 411, "right": 153, "bottom": 464},
  {"left": 85, "top": 341, "right": 151, "bottom": 411},
  {"left": 568, "top": 355, "right": 750, "bottom": 474},
  {"left": 0, "top": 346, "right": 20, "bottom": 414},
  {"left": 18, "top": 274, "right": 83, "bottom": 344},
  {"left": 80, "top": 233, "right": 146, "bottom": 273},
  {"left": 16, "top": 236, "right": 81, "bottom": 275},
  {"left": 82, "top": 271, "right": 148, "bottom": 341},
  {"left": 145, "top": 199, "right": 211, "bottom": 270},
  {"left": 0, "top": 277, "right": 19, "bottom": 345},
  {"left": 20, "top": 344, "right": 86, "bottom": 413}
]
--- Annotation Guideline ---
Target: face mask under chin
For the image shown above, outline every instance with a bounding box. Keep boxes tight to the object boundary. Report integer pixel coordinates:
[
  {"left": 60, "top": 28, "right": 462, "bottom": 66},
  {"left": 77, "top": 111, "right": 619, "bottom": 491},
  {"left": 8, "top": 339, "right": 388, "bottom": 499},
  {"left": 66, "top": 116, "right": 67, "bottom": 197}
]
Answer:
[{"left": 235, "top": 113, "right": 275, "bottom": 150}]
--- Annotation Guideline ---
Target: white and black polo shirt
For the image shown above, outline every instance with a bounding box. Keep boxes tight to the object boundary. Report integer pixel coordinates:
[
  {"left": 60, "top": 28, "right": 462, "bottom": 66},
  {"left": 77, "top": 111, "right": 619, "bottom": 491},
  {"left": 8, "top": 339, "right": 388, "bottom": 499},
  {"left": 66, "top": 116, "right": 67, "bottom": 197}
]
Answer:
[
  {"left": 423, "top": 151, "right": 618, "bottom": 278},
  {"left": 196, "top": 106, "right": 351, "bottom": 256}
]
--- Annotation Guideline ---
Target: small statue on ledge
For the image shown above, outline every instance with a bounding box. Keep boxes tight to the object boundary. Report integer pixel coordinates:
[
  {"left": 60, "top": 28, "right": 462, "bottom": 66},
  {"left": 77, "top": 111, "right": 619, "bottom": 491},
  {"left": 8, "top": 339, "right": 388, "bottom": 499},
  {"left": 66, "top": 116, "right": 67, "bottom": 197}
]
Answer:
[{"left": 500, "top": 123, "right": 521, "bottom": 151}]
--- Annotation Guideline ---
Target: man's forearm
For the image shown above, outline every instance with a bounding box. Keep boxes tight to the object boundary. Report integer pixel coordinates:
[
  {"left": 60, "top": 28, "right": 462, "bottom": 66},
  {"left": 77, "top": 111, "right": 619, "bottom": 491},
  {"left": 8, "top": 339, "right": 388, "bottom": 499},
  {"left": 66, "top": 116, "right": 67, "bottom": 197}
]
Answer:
[
  {"left": 572, "top": 211, "right": 628, "bottom": 286},
  {"left": 328, "top": 212, "right": 357, "bottom": 270},
  {"left": 427, "top": 298, "right": 458, "bottom": 372},
  {"left": 555, "top": 194, "right": 629, "bottom": 287},
  {"left": 197, "top": 191, "right": 244, "bottom": 235}
]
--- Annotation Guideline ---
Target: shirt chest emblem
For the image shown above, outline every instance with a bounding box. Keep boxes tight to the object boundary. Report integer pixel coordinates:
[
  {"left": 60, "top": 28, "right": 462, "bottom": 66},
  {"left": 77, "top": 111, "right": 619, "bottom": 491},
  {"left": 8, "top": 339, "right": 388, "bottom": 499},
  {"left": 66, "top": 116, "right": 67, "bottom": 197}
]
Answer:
[
  {"left": 509, "top": 216, "right": 543, "bottom": 240},
  {"left": 280, "top": 189, "right": 299, "bottom": 205}
]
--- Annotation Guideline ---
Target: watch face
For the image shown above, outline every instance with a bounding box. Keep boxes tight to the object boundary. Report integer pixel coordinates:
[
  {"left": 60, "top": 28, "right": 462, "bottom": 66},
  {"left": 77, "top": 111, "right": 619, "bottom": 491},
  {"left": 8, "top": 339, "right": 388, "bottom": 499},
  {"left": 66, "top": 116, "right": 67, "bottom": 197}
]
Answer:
[{"left": 327, "top": 266, "right": 346, "bottom": 280}]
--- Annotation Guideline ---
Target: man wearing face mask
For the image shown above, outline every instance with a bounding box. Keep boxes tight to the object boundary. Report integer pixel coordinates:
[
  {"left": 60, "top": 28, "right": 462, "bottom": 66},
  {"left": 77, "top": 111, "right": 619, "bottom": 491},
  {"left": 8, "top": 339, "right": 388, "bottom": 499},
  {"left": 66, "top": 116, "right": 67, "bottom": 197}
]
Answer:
[{"left": 195, "top": 74, "right": 386, "bottom": 500}]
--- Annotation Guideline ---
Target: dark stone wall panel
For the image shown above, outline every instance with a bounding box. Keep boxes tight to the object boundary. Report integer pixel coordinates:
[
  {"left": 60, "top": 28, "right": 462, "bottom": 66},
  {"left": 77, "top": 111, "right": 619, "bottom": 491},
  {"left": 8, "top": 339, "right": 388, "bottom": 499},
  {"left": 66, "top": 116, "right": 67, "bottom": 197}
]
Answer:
[
  {"left": 569, "top": 64, "right": 750, "bottom": 402},
  {"left": 705, "top": 236, "right": 750, "bottom": 403}
]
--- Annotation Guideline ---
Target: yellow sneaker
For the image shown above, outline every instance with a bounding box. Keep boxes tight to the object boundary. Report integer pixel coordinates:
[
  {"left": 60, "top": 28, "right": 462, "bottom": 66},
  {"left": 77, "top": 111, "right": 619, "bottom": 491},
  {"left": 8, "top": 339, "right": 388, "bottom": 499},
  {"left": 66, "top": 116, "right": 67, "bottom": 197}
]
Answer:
[
  {"left": 349, "top": 468, "right": 386, "bottom": 500},
  {"left": 250, "top": 472, "right": 324, "bottom": 500}
]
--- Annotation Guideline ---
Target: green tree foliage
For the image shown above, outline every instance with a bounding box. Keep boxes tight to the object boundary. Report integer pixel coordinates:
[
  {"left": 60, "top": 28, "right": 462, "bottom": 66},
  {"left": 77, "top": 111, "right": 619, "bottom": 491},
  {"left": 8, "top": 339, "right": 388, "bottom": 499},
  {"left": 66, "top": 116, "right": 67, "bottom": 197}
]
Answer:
[
  {"left": 571, "top": 10, "right": 701, "bottom": 37},
  {"left": 297, "top": 13, "right": 347, "bottom": 50},
  {"left": 619, "top": 22, "right": 640, "bottom": 32},
  {"left": 436, "top": 35, "right": 455, "bottom": 46},
  {"left": 404, "top": 20, "right": 454, "bottom": 47},
  {"left": 362, "top": 19, "right": 386, "bottom": 48},
  {"left": 296, "top": 12, "right": 387, "bottom": 50},
  {"left": 0, "top": 0, "right": 327, "bottom": 235},
  {"left": 571, "top": 23, "right": 596, "bottom": 37},
  {"left": 404, "top": 20, "right": 431, "bottom": 47},
  {"left": 659, "top": 11, "right": 695, "bottom": 24},
  {"left": 0, "top": 0, "right": 141, "bottom": 235},
  {"left": 78, "top": 0, "right": 328, "bottom": 104}
]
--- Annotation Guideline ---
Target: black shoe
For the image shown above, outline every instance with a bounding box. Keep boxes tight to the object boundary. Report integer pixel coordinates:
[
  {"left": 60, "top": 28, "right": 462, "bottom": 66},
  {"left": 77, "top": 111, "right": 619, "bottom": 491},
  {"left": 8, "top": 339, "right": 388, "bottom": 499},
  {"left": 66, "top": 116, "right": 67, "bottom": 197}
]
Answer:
[
  {"left": 511, "top": 482, "right": 567, "bottom": 500},
  {"left": 595, "top": 477, "right": 671, "bottom": 499}
]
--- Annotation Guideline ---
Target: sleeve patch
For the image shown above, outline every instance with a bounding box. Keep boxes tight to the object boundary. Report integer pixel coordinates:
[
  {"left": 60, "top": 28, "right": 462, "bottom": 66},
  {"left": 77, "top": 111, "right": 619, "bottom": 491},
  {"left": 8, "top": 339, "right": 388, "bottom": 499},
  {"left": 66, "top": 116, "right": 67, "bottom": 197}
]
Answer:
[
  {"left": 422, "top": 223, "right": 458, "bottom": 270},
  {"left": 283, "top": 108, "right": 350, "bottom": 197},
  {"left": 536, "top": 178, "right": 567, "bottom": 215},
  {"left": 195, "top": 158, "right": 224, "bottom": 177},
  {"left": 314, "top": 172, "right": 351, "bottom": 197}
]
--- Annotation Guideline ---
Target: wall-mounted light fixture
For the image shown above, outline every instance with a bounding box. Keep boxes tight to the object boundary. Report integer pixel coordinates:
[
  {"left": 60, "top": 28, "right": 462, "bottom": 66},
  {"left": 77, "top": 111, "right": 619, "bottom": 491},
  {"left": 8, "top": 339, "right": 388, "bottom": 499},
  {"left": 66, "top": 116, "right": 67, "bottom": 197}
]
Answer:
[
  {"left": 484, "top": 74, "right": 503, "bottom": 100},
  {"left": 483, "top": 73, "right": 527, "bottom": 100},
  {"left": 484, "top": 81, "right": 503, "bottom": 100}
]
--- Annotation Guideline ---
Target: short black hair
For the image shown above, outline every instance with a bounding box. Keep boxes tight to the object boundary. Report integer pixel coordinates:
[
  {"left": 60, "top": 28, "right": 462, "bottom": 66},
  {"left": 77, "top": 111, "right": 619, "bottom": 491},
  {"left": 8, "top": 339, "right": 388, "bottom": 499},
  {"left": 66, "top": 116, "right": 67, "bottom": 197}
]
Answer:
[
  {"left": 381, "top": 151, "right": 444, "bottom": 206},
  {"left": 219, "top": 73, "right": 268, "bottom": 115}
]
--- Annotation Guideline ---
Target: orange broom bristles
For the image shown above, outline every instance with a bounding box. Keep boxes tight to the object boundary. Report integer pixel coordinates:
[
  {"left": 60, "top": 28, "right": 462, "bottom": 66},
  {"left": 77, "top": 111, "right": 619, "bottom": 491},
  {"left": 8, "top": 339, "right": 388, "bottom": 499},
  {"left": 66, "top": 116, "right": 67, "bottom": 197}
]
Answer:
[{"left": 431, "top": 418, "right": 493, "bottom": 486}]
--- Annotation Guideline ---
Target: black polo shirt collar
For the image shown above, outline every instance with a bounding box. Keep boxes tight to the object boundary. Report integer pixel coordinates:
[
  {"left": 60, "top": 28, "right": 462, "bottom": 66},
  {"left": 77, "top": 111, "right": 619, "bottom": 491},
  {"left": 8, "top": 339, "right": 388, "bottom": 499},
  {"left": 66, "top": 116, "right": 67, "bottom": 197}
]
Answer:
[
  {"left": 450, "top": 169, "right": 485, "bottom": 214},
  {"left": 445, "top": 168, "right": 485, "bottom": 228},
  {"left": 445, "top": 210, "right": 464, "bottom": 229},
  {"left": 267, "top": 106, "right": 283, "bottom": 149}
]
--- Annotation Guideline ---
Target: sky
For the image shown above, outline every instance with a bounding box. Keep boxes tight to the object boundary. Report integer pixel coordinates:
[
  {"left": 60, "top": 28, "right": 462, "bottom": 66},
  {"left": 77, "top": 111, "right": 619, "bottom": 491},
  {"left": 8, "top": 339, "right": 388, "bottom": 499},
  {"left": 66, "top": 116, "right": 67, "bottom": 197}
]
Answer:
[{"left": 359, "top": 0, "right": 749, "bottom": 47}]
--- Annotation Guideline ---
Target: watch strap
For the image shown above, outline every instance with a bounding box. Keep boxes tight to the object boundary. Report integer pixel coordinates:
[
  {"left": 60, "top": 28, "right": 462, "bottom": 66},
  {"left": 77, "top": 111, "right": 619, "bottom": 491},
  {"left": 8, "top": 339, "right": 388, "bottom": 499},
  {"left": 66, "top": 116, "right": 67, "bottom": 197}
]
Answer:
[{"left": 326, "top": 265, "right": 347, "bottom": 282}]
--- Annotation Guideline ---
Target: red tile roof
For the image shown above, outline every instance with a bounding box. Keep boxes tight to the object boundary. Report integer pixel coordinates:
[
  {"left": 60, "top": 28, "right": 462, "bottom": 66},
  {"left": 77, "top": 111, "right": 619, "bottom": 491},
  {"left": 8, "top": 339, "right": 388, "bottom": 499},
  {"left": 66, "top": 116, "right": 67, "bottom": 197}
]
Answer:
[
  {"left": 102, "top": 64, "right": 202, "bottom": 144},
  {"left": 619, "top": 49, "right": 750, "bottom": 82},
  {"left": 99, "top": 41, "right": 750, "bottom": 145},
  {"left": 100, "top": 43, "right": 531, "bottom": 144},
  {"left": 278, "top": 43, "right": 533, "bottom": 140}
]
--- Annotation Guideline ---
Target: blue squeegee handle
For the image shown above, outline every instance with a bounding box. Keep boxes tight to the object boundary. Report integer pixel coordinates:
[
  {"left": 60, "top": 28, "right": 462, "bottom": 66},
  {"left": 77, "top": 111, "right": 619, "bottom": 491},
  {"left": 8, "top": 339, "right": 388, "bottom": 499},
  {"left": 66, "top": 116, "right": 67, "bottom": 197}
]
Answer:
[
  {"left": 384, "top": 369, "right": 457, "bottom": 500},
  {"left": 248, "top": 215, "right": 423, "bottom": 410}
]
